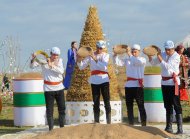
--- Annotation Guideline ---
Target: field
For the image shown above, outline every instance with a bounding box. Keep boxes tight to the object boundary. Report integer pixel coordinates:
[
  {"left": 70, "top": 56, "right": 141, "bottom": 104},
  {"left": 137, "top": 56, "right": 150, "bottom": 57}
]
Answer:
[{"left": 0, "top": 66, "right": 190, "bottom": 136}]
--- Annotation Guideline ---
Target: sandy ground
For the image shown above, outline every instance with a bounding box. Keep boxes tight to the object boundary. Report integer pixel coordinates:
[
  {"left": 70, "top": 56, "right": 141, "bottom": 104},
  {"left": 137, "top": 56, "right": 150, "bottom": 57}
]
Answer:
[{"left": 1, "top": 124, "right": 189, "bottom": 139}]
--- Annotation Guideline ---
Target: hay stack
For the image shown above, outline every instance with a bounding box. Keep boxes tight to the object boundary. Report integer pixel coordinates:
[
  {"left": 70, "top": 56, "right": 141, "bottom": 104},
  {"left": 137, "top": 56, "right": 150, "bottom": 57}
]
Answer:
[
  {"left": 66, "top": 6, "right": 120, "bottom": 101},
  {"left": 14, "top": 72, "right": 43, "bottom": 79}
]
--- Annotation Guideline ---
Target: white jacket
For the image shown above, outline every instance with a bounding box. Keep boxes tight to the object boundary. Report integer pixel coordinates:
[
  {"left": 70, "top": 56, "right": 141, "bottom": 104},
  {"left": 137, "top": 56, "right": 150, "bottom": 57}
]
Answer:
[
  {"left": 150, "top": 51, "right": 180, "bottom": 85},
  {"left": 77, "top": 52, "right": 109, "bottom": 85},
  {"left": 114, "top": 55, "right": 146, "bottom": 87},
  {"left": 30, "top": 58, "right": 64, "bottom": 91}
]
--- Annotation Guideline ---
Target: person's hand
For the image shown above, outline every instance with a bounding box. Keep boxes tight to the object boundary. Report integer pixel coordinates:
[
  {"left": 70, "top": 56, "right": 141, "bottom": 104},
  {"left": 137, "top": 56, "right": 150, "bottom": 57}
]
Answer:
[
  {"left": 113, "top": 52, "right": 117, "bottom": 57},
  {"left": 126, "top": 47, "right": 131, "bottom": 52},
  {"left": 76, "top": 54, "right": 82, "bottom": 62},
  {"left": 90, "top": 53, "right": 97, "bottom": 63},
  {"left": 151, "top": 45, "right": 161, "bottom": 55},
  {"left": 47, "top": 58, "right": 53, "bottom": 69},
  {"left": 148, "top": 55, "right": 152, "bottom": 62},
  {"left": 112, "top": 48, "right": 117, "bottom": 57},
  {"left": 157, "top": 51, "right": 161, "bottom": 56},
  {"left": 32, "top": 53, "right": 36, "bottom": 59},
  {"left": 126, "top": 47, "right": 132, "bottom": 56},
  {"left": 157, "top": 54, "right": 163, "bottom": 63},
  {"left": 31, "top": 53, "right": 36, "bottom": 63}
]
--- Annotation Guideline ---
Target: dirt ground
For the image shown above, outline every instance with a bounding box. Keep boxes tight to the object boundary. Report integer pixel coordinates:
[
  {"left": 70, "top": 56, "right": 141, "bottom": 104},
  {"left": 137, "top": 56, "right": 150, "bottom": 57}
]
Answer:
[{"left": 0, "top": 123, "right": 175, "bottom": 139}]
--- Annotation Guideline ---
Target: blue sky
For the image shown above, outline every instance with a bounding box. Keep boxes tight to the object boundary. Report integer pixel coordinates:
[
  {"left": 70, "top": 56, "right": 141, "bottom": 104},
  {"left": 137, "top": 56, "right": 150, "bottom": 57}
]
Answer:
[{"left": 0, "top": 0, "right": 190, "bottom": 71}]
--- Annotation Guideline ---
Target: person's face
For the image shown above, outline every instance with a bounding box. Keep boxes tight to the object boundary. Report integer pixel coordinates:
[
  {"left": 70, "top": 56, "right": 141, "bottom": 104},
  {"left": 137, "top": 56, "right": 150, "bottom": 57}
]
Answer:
[
  {"left": 131, "top": 49, "right": 140, "bottom": 57},
  {"left": 50, "top": 53, "right": 59, "bottom": 61},
  {"left": 96, "top": 46, "right": 103, "bottom": 54},
  {"left": 178, "top": 48, "right": 184, "bottom": 54},
  {"left": 165, "top": 48, "right": 175, "bottom": 56},
  {"left": 72, "top": 43, "right": 77, "bottom": 49}
]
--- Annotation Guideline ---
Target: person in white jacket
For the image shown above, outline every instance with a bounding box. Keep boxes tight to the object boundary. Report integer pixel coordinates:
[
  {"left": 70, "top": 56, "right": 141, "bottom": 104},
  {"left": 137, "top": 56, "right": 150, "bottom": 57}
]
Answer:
[
  {"left": 30, "top": 47, "right": 65, "bottom": 131},
  {"left": 113, "top": 44, "right": 147, "bottom": 126},
  {"left": 148, "top": 40, "right": 183, "bottom": 134},
  {"left": 77, "top": 40, "right": 111, "bottom": 124}
]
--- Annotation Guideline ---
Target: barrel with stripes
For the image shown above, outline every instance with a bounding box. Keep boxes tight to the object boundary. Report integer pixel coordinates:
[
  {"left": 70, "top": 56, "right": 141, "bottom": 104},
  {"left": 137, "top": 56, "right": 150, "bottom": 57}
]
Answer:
[
  {"left": 141, "top": 74, "right": 166, "bottom": 122},
  {"left": 13, "top": 78, "right": 46, "bottom": 126}
]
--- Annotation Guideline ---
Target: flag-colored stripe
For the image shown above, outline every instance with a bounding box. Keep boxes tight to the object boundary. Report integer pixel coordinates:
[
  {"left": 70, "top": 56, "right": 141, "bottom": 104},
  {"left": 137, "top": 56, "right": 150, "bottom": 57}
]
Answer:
[
  {"left": 13, "top": 92, "right": 45, "bottom": 107},
  {"left": 144, "top": 88, "right": 163, "bottom": 102}
]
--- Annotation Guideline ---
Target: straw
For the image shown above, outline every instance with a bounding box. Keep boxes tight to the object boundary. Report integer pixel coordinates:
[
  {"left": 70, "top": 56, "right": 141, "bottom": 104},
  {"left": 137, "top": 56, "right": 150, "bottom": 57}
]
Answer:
[
  {"left": 77, "top": 46, "right": 93, "bottom": 57},
  {"left": 143, "top": 45, "right": 160, "bottom": 56},
  {"left": 113, "top": 44, "right": 128, "bottom": 54}
]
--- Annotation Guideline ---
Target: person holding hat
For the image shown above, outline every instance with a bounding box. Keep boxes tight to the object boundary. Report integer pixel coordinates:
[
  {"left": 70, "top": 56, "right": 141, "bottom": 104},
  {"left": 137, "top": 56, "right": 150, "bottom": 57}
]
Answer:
[
  {"left": 77, "top": 40, "right": 111, "bottom": 124},
  {"left": 30, "top": 47, "right": 65, "bottom": 131},
  {"left": 148, "top": 40, "right": 183, "bottom": 134},
  {"left": 175, "top": 44, "right": 189, "bottom": 101},
  {"left": 113, "top": 44, "right": 147, "bottom": 126}
]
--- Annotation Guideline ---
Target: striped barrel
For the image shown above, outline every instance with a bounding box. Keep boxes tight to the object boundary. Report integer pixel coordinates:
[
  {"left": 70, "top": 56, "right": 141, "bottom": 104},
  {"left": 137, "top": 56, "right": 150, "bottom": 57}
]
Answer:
[
  {"left": 139, "top": 74, "right": 166, "bottom": 122},
  {"left": 13, "top": 78, "right": 46, "bottom": 126}
]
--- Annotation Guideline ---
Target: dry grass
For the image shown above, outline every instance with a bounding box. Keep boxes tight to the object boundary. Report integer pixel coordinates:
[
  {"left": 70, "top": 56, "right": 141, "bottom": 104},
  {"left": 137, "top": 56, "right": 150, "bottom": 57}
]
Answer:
[{"left": 14, "top": 72, "right": 43, "bottom": 79}]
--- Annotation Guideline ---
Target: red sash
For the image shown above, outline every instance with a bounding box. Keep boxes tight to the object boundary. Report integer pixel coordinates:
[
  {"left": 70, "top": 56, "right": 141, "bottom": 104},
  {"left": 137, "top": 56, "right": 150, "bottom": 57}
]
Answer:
[
  {"left": 162, "top": 73, "right": 179, "bottom": 96},
  {"left": 127, "top": 77, "right": 143, "bottom": 87},
  {"left": 91, "top": 70, "right": 108, "bottom": 75},
  {"left": 91, "top": 70, "right": 110, "bottom": 78},
  {"left": 44, "top": 80, "right": 62, "bottom": 85}
]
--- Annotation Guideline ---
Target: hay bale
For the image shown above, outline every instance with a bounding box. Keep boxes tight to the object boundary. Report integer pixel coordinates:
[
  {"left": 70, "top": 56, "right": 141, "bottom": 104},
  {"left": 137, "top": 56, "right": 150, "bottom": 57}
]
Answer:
[{"left": 14, "top": 72, "right": 43, "bottom": 79}]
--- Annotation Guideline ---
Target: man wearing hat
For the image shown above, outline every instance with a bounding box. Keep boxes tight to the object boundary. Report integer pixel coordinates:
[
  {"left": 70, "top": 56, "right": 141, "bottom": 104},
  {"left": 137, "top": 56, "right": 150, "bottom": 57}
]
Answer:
[
  {"left": 148, "top": 40, "right": 183, "bottom": 134},
  {"left": 113, "top": 44, "right": 147, "bottom": 126},
  {"left": 30, "top": 47, "right": 65, "bottom": 131},
  {"left": 77, "top": 40, "right": 111, "bottom": 124}
]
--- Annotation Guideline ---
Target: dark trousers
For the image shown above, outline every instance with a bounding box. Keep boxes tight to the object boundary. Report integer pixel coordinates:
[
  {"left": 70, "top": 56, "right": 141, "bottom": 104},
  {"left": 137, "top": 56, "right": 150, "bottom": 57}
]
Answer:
[
  {"left": 161, "top": 85, "right": 182, "bottom": 115},
  {"left": 44, "top": 89, "right": 65, "bottom": 130},
  {"left": 125, "top": 87, "right": 147, "bottom": 125},
  {"left": 91, "top": 82, "right": 111, "bottom": 123}
]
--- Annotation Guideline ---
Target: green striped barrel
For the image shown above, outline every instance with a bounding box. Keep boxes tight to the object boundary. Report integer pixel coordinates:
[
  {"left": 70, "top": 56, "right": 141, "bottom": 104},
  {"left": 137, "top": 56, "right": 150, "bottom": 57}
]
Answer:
[
  {"left": 13, "top": 78, "right": 46, "bottom": 126},
  {"left": 143, "top": 74, "right": 166, "bottom": 122}
]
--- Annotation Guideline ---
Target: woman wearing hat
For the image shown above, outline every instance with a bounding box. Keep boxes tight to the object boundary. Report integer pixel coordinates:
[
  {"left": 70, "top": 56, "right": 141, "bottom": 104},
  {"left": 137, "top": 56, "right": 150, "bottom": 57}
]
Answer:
[
  {"left": 148, "top": 40, "right": 183, "bottom": 134},
  {"left": 30, "top": 47, "right": 65, "bottom": 131},
  {"left": 77, "top": 40, "right": 111, "bottom": 124},
  {"left": 175, "top": 45, "right": 189, "bottom": 101},
  {"left": 113, "top": 44, "right": 147, "bottom": 126}
]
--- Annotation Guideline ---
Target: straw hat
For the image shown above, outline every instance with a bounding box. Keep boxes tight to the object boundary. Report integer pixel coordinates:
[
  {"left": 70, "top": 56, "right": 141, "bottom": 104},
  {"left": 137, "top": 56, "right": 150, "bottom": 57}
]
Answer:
[
  {"left": 113, "top": 44, "right": 129, "bottom": 54},
  {"left": 77, "top": 46, "right": 93, "bottom": 57},
  {"left": 34, "top": 50, "right": 49, "bottom": 64},
  {"left": 143, "top": 45, "right": 161, "bottom": 56}
]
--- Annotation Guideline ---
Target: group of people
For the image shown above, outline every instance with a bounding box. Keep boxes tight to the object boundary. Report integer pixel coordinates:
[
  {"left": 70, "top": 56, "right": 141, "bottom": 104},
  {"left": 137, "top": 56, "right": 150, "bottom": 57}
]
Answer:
[{"left": 30, "top": 39, "right": 189, "bottom": 135}]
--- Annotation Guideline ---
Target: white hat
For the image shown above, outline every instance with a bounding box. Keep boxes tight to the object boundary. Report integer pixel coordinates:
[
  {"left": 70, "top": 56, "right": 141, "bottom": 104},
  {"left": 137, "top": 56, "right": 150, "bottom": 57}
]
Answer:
[
  {"left": 132, "top": 44, "right": 141, "bottom": 50},
  {"left": 51, "top": 47, "right": 61, "bottom": 55},
  {"left": 96, "top": 40, "right": 106, "bottom": 48},
  {"left": 164, "top": 40, "right": 174, "bottom": 49}
]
